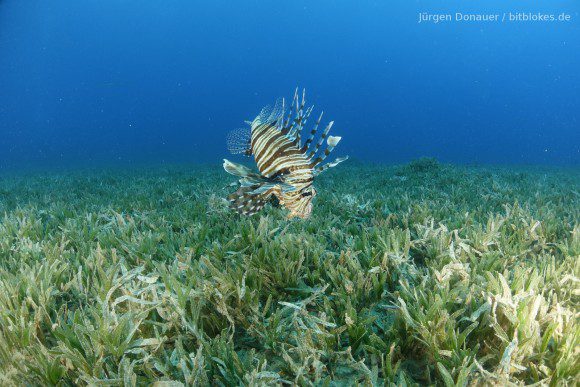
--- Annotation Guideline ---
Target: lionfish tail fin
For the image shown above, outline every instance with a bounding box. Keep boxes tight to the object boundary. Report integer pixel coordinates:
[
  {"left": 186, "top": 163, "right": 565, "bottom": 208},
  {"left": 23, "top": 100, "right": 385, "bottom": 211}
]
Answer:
[
  {"left": 314, "top": 156, "right": 349, "bottom": 176},
  {"left": 227, "top": 185, "right": 275, "bottom": 216},
  {"left": 226, "top": 127, "right": 252, "bottom": 155}
]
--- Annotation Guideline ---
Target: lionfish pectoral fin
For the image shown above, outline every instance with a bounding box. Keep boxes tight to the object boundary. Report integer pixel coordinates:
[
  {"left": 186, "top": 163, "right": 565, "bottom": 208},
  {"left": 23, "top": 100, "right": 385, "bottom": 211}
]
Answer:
[
  {"left": 222, "top": 181, "right": 239, "bottom": 190},
  {"left": 223, "top": 159, "right": 274, "bottom": 189},
  {"left": 248, "top": 180, "right": 295, "bottom": 195},
  {"left": 227, "top": 185, "right": 274, "bottom": 216},
  {"left": 223, "top": 159, "right": 257, "bottom": 178},
  {"left": 249, "top": 183, "right": 277, "bottom": 195},
  {"left": 280, "top": 183, "right": 297, "bottom": 193}
]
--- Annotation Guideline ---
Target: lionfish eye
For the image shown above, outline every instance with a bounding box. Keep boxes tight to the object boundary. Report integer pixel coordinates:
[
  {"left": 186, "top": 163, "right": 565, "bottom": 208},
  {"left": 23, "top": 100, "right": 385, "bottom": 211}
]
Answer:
[{"left": 301, "top": 191, "right": 312, "bottom": 197}]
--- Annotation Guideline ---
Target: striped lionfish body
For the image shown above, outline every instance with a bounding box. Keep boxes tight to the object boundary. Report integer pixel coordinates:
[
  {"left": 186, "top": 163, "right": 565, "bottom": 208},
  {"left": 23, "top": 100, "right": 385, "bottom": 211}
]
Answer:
[{"left": 223, "top": 89, "right": 347, "bottom": 219}]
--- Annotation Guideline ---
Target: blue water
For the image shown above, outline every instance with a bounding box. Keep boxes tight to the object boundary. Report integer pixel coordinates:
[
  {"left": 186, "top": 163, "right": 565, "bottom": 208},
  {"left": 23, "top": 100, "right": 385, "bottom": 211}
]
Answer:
[{"left": 1, "top": 1, "right": 579, "bottom": 170}]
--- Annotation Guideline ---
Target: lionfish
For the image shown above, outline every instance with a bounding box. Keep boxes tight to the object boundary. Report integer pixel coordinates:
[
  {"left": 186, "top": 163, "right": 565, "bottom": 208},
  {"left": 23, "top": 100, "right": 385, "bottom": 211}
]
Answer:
[{"left": 223, "top": 89, "right": 348, "bottom": 219}]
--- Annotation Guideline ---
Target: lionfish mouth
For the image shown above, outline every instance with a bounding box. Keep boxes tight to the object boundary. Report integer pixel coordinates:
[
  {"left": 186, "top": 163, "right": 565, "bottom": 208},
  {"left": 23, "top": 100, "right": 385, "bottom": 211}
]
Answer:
[{"left": 222, "top": 88, "right": 348, "bottom": 219}]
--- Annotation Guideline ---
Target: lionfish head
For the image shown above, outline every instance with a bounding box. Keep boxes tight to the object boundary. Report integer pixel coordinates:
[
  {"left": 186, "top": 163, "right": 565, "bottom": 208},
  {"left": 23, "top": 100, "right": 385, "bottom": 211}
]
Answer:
[{"left": 286, "top": 186, "right": 317, "bottom": 219}]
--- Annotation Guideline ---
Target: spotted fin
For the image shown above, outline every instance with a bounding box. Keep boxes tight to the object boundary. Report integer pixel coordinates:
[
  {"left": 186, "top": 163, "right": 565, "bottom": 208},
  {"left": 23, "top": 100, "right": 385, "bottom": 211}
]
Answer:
[
  {"left": 227, "top": 186, "right": 275, "bottom": 216},
  {"left": 223, "top": 159, "right": 297, "bottom": 215},
  {"left": 227, "top": 127, "right": 252, "bottom": 156}
]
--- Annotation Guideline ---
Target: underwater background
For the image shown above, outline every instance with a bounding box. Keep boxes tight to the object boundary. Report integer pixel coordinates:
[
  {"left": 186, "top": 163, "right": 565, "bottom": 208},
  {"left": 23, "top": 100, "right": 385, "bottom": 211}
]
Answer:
[
  {"left": 0, "top": 1, "right": 579, "bottom": 386},
  {"left": 1, "top": 0, "right": 579, "bottom": 170}
]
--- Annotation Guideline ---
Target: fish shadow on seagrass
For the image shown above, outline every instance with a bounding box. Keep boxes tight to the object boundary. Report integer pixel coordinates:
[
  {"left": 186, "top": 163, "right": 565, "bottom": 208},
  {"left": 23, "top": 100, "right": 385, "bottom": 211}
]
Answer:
[{"left": 223, "top": 89, "right": 348, "bottom": 219}]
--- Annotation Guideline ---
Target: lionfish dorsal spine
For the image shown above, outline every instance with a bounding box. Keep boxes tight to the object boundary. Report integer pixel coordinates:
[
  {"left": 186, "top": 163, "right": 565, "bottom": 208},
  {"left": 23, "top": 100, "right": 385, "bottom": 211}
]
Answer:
[
  {"left": 275, "top": 89, "right": 344, "bottom": 171},
  {"left": 281, "top": 89, "right": 309, "bottom": 141},
  {"left": 307, "top": 120, "right": 333, "bottom": 160},
  {"left": 311, "top": 135, "right": 342, "bottom": 167},
  {"left": 294, "top": 105, "right": 314, "bottom": 145},
  {"left": 301, "top": 111, "right": 323, "bottom": 153},
  {"left": 314, "top": 155, "right": 349, "bottom": 176},
  {"left": 282, "top": 88, "right": 298, "bottom": 130}
]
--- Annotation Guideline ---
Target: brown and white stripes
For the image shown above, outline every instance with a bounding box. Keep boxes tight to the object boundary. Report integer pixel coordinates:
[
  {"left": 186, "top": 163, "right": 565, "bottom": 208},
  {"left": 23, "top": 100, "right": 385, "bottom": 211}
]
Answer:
[{"left": 223, "top": 89, "right": 347, "bottom": 219}]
